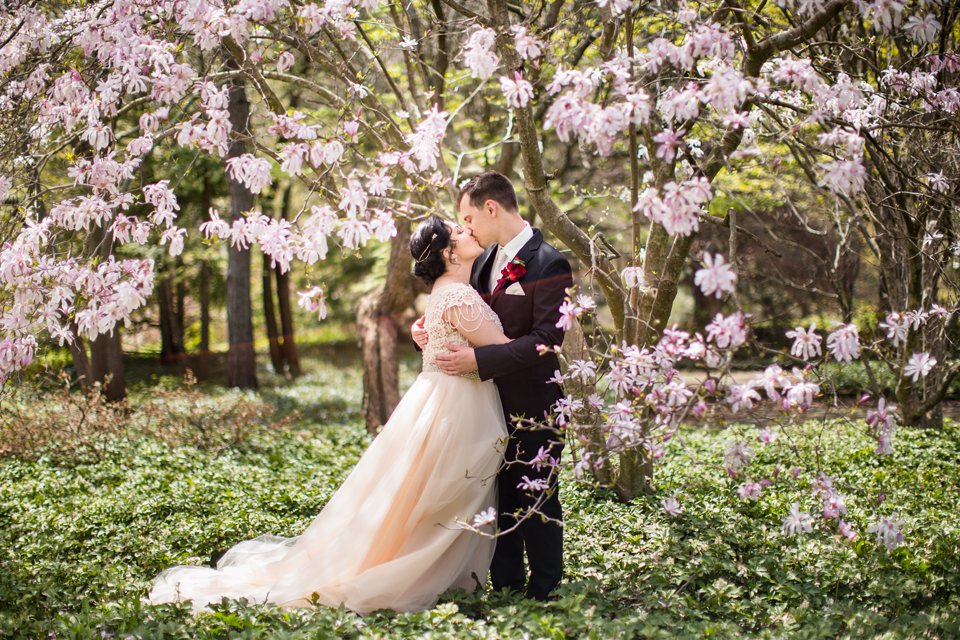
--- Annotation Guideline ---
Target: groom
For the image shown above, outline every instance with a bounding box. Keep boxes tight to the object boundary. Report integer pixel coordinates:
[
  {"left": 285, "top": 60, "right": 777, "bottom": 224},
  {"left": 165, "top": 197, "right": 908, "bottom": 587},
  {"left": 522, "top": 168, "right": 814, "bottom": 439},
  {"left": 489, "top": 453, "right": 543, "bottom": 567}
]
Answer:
[{"left": 426, "top": 171, "right": 572, "bottom": 601}]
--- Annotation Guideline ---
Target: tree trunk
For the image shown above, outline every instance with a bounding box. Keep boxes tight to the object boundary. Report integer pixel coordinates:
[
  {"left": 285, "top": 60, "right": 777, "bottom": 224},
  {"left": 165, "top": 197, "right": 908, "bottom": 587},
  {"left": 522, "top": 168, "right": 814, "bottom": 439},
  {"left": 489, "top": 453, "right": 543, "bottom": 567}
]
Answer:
[
  {"left": 158, "top": 268, "right": 185, "bottom": 362},
  {"left": 225, "top": 71, "right": 257, "bottom": 389},
  {"left": 89, "top": 330, "right": 126, "bottom": 401},
  {"left": 199, "top": 260, "right": 211, "bottom": 353},
  {"left": 357, "top": 218, "right": 414, "bottom": 434},
  {"left": 275, "top": 184, "right": 301, "bottom": 377},
  {"left": 83, "top": 220, "right": 126, "bottom": 400},
  {"left": 175, "top": 254, "right": 186, "bottom": 345},
  {"left": 65, "top": 318, "right": 92, "bottom": 393},
  {"left": 262, "top": 250, "right": 284, "bottom": 374}
]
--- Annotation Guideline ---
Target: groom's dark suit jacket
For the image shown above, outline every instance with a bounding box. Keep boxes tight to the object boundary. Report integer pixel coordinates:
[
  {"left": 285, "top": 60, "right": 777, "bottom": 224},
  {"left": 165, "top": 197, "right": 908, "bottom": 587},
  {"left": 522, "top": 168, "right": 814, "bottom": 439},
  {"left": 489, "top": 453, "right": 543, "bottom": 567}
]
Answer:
[{"left": 471, "top": 229, "right": 573, "bottom": 425}]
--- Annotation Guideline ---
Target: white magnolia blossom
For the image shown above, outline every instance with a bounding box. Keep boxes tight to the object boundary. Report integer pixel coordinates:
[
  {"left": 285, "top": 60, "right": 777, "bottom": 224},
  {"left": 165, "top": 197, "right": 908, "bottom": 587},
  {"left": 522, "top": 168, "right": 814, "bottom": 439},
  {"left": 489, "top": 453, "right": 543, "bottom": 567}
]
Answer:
[{"left": 462, "top": 28, "right": 499, "bottom": 80}]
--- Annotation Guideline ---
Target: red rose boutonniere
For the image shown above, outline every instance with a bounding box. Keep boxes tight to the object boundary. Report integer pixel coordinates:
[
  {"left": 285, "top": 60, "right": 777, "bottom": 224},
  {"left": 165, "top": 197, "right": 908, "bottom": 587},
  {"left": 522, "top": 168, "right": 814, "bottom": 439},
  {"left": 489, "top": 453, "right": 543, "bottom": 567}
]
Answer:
[{"left": 496, "top": 257, "right": 527, "bottom": 290}]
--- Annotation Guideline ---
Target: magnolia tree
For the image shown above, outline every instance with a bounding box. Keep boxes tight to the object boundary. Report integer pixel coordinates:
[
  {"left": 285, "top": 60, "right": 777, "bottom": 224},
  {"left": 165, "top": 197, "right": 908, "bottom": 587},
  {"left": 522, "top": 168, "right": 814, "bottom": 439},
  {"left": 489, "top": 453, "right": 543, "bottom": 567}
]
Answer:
[{"left": 0, "top": 0, "right": 957, "bottom": 539}]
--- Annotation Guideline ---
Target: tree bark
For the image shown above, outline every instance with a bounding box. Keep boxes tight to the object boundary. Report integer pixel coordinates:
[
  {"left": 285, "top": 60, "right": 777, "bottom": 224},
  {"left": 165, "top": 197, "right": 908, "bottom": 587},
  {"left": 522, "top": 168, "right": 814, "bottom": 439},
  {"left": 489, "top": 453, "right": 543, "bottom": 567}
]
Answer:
[
  {"left": 263, "top": 250, "right": 284, "bottom": 373},
  {"left": 158, "top": 268, "right": 185, "bottom": 362},
  {"left": 89, "top": 330, "right": 126, "bottom": 401},
  {"left": 82, "top": 221, "right": 126, "bottom": 400},
  {"left": 275, "top": 184, "right": 301, "bottom": 377},
  {"left": 65, "top": 317, "right": 92, "bottom": 393},
  {"left": 225, "top": 71, "right": 257, "bottom": 389},
  {"left": 357, "top": 217, "right": 414, "bottom": 434}
]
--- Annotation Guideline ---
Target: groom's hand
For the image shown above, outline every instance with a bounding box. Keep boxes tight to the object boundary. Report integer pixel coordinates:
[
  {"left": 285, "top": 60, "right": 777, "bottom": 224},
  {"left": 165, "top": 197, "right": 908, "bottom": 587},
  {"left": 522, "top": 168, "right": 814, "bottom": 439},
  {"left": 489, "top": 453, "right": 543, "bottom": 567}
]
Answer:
[
  {"left": 436, "top": 344, "right": 477, "bottom": 376},
  {"left": 411, "top": 316, "right": 428, "bottom": 349}
]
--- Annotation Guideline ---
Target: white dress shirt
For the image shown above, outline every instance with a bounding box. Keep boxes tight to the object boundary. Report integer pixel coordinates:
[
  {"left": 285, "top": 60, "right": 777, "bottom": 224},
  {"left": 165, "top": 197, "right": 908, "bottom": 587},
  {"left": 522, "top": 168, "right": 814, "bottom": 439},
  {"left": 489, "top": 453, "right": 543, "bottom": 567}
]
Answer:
[{"left": 488, "top": 223, "right": 533, "bottom": 292}]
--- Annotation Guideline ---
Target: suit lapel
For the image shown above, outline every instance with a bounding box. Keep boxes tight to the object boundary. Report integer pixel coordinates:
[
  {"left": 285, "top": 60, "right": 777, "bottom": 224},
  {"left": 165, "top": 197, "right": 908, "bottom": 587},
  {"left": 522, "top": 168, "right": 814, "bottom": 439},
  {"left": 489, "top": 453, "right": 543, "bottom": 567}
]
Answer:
[{"left": 490, "top": 229, "right": 544, "bottom": 303}]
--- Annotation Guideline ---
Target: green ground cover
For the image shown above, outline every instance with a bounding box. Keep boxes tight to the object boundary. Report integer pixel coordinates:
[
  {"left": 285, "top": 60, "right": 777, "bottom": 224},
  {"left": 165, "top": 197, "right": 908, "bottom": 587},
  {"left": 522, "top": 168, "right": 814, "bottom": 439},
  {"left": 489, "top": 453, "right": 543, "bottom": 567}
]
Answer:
[{"left": 1, "top": 358, "right": 958, "bottom": 639}]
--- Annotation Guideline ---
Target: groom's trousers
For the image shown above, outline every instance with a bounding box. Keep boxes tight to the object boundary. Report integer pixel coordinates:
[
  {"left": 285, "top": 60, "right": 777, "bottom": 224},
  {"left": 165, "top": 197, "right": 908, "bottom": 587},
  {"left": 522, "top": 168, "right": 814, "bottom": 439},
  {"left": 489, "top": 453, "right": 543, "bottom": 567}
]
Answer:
[{"left": 490, "top": 421, "right": 565, "bottom": 600}]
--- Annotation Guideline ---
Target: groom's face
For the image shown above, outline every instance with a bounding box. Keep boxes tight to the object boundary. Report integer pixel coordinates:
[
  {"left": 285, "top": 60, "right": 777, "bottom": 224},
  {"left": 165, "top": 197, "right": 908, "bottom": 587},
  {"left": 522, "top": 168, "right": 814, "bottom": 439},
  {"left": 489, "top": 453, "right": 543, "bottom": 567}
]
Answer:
[{"left": 459, "top": 194, "right": 496, "bottom": 248}]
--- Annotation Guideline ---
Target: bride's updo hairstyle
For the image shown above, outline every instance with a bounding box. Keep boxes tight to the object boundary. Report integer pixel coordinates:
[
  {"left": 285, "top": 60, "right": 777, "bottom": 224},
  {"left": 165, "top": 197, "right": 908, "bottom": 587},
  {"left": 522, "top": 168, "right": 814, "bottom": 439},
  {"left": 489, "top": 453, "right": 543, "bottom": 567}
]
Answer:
[{"left": 410, "top": 215, "right": 452, "bottom": 286}]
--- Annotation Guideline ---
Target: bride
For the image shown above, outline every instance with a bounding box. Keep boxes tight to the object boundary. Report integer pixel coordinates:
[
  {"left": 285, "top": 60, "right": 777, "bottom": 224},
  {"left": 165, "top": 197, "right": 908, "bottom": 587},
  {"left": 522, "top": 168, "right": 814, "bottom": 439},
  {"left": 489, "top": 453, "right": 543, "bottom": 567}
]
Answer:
[{"left": 148, "top": 216, "right": 511, "bottom": 614}]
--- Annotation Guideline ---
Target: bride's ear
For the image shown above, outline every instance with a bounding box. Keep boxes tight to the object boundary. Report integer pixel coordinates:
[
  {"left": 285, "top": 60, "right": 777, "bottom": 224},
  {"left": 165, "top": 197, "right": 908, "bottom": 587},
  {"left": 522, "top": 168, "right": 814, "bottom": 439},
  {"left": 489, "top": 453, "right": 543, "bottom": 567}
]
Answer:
[{"left": 443, "top": 246, "right": 459, "bottom": 266}]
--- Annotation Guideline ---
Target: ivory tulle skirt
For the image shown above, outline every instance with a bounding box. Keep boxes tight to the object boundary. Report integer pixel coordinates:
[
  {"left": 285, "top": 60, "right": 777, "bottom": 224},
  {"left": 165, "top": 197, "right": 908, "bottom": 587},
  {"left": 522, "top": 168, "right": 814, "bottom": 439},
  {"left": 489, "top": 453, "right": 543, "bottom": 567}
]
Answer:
[{"left": 148, "top": 372, "right": 507, "bottom": 614}]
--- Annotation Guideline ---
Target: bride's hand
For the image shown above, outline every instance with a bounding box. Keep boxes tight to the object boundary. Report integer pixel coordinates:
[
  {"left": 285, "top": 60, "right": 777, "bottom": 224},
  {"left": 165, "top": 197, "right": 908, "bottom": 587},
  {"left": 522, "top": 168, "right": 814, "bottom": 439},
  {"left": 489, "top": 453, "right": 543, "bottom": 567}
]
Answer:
[{"left": 411, "top": 316, "right": 429, "bottom": 349}]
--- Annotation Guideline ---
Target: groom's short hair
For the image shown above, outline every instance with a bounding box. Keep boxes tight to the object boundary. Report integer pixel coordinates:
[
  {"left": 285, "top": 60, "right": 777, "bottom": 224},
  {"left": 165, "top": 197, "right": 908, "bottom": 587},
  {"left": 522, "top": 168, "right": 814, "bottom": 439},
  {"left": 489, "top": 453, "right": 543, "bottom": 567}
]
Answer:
[{"left": 458, "top": 171, "right": 519, "bottom": 213}]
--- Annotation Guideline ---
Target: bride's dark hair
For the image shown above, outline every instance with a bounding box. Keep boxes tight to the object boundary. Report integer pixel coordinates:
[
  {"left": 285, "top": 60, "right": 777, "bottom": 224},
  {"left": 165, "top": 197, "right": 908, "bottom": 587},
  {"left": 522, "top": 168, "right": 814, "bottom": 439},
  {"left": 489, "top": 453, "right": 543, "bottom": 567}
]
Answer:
[{"left": 410, "top": 215, "right": 453, "bottom": 286}]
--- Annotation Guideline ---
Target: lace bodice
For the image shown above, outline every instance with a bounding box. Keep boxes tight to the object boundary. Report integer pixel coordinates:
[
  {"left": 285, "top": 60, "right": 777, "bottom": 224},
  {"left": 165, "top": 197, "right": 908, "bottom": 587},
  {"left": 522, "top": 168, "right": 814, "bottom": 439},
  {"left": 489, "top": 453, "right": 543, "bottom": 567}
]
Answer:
[{"left": 422, "top": 283, "right": 502, "bottom": 381}]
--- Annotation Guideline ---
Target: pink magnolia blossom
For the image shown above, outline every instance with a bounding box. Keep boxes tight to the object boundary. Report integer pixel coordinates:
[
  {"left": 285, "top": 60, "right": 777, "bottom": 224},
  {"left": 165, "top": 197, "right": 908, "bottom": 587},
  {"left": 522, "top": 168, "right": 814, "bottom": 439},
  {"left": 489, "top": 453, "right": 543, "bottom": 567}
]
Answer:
[
  {"left": 706, "top": 312, "right": 747, "bottom": 350},
  {"left": 653, "top": 128, "right": 681, "bottom": 162},
  {"left": 517, "top": 475, "right": 549, "bottom": 492},
  {"left": 783, "top": 374, "right": 819, "bottom": 410},
  {"left": 903, "top": 352, "right": 936, "bottom": 382},
  {"left": 738, "top": 481, "right": 762, "bottom": 501},
  {"left": 462, "top": 28, "right": 499, "bottom": 80},
  {"left": 499, "top": 73, "right": 534, "bottom": 108},
  {"left": 635, "top": 177, "right": 712, "bottom": 237},
  {"left": 866, "top": 397, "right": 898, "bottom": 455},
  {"left": 822, "top": 492, "right": 847, "bottom": 520},
  {"left": 879, "top": 312, "right": 909, "bottom": 347},
  {"left": 826, "top": 323, "right": 861, "bottom": 363},
  {"left": 405, "top": 107, "right": 447, "bottom": 172},
  {"left": 555, "top": 300, "right": 580, "bottom": 331},
  {"left": 662, "top": 496, "right": 682, "bottom": 516},
  {"left": 726, "top": 384, "right": 761, "bottom": 412},
  {"left": 904, "top": 13, "right": 940, "bottom": 45},
  {"left": 818, "top": 157, "right": 866, "bottom": 196},
  {"left": 838, "top": 520, "right": 858, "bottom": 542},
  {"left": 297, "top": 286, "right": 327, "bottom": 320},
  {"left": 596, "top": 0, "right": 633, "bottom": 17},
  {"left": 276, "top": 50, "right": 295, "bottom": 74},
  {"left": 337, "top": 217, "right": 372, "bottom": 251},
  {"left": 511, "top": 25, "right": 543, "bottom": 61},
  {"left": 471, "top": 506, "right": 497, "bottom": 528},
  {"left": 279, "top": 143, "right": 308, "bottom": 177},
  {"left": 724, "top": 440, "right": 754, "bottom": 471},
  {"left": 694, "top": 253, "right": 737, "bottom": 298},
  {"left": 785, "top": 324, "right": 822, "bottom": 360},
  {"left": 782, "top": 503, "right": 814, "bottom": 536},
  {"left": 867, "top": 515, "right": 905, "bottom": 551},
  {"left": 225, "top": 154, "right": 272, "bottom": 194}
]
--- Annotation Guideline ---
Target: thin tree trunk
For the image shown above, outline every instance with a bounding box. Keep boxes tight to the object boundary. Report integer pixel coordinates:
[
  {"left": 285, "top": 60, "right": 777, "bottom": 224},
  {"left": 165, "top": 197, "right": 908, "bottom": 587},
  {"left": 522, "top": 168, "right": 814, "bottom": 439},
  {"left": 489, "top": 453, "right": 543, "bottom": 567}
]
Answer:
[
  {"left": 175, "top": 254, "right": 186, "bottom": 348},
  {"left": 199, "top": 260, "right": 211, "bottom": 353},
  {"left": 196, "top": 259, "right": 211, "bottom": 377},
  {"left": 196, "top": 171, "right": 213, "bottom": 377},
  {"left": 158, "top": 268, "right": 185, "bottom": 362},
  {"left": 263, "top": 250, "right": 284, "bottom": 373},
  {"left": 84, "top": 221, "right": 126, "bottom": 400},
  {"left": 275, "top": 184, "right": 301, "bottom": 377},
  {"left": 65, "top": 318, "right": 92, "bottom": 393},
  {"left": 225, "top": 71, "right": 257, "bottom": 389},
  {"left": 357, "top": 218, "right": 414, "bottom": 434}
]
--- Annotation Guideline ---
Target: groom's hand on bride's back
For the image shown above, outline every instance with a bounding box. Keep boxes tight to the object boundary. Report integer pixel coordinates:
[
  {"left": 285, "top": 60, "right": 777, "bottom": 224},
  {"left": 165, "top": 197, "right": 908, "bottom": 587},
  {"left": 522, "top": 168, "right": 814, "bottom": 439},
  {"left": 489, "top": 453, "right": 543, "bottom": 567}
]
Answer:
[
  {"left": 411, "top": 316, "right": 428, "bottom": 350},
  {"left": 435, "top": 344, "right": 478, "bottom": 376}
]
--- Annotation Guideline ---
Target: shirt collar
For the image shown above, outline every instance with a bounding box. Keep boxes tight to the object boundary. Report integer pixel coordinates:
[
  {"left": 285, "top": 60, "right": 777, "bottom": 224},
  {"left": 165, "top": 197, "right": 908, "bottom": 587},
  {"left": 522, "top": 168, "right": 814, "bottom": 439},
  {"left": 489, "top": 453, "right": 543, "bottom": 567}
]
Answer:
[{"left": 499, "top": 223, "right": 533, "bottom": 262}]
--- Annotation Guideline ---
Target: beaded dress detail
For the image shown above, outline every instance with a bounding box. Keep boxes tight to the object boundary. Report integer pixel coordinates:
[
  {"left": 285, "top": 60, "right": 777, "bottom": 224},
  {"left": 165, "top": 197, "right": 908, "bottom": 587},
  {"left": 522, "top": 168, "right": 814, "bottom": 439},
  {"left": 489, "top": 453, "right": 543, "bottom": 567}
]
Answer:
[{"left": 422, "top": 283, "right": 502, "bottom": 380}]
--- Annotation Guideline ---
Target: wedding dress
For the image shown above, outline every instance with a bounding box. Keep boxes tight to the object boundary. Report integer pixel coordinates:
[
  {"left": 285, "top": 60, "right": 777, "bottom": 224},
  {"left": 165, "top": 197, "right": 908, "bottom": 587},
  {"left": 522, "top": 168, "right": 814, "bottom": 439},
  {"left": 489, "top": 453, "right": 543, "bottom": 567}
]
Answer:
[{"left": 148, "top": 283, "right": 508, "bottom": 614}]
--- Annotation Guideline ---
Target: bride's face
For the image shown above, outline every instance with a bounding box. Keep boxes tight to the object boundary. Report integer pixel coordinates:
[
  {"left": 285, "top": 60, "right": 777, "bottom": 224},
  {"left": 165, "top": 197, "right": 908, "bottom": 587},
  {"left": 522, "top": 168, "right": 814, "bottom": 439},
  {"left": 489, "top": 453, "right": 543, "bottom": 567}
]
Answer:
[{"left": 446, "top": 222, "right": 483, "bottom": 265}]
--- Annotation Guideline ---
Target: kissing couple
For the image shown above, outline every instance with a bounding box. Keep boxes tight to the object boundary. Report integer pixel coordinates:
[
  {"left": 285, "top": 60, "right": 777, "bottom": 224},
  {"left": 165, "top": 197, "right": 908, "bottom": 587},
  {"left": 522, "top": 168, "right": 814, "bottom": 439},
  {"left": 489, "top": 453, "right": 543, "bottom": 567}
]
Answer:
[{"left": 149, "top": 171, "right": 573, "bottom": 614}]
